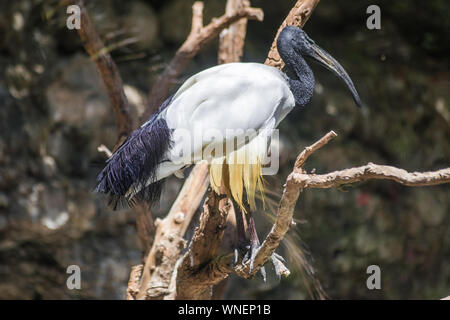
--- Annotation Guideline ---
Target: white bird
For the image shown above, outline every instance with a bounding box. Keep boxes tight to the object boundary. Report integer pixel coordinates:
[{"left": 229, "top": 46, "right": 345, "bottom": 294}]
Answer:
[{"left": 95, "top": 26, "right": 361, "bottom": 273}]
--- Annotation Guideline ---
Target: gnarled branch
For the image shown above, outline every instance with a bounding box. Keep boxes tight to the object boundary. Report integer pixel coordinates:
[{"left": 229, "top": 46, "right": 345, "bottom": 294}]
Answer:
[
  {"left": 134, "top": 163, "right": 210, "bottom": 300},
  {"left": 174, "top": 190, "right": 233, "bottom": 300},
  {"left": 233, "top": 131, "right": 450, "bottom": 278}
]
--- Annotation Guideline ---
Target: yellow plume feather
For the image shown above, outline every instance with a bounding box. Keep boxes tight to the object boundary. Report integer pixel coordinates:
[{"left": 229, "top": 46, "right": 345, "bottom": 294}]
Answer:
[{"left": 209, "top": 135, "right": 266, "bottom": 212}]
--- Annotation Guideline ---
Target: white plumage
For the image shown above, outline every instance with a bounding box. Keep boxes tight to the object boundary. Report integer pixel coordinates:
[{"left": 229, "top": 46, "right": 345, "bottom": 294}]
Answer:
[
  {"left": 158, "top": 63, "right": 294, "bottom": 162},
  {"left": 130, "top": 63, "right": 296, "bottom": 209}
]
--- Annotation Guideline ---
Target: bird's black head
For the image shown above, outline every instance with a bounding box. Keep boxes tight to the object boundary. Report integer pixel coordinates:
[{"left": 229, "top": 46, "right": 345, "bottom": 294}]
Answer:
[
  {"left": 277, "top": 26, "right": 312, "bottom": 56},
  {"left": 278, "top": 26, "right": 362, "bottom": 108}
]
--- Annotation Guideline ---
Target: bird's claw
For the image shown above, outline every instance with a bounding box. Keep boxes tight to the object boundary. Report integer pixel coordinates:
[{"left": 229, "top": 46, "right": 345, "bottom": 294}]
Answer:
[
  {"left": 233, "top": 242, "right": 266, "bottom": 281},
  {"left": 233, "top": 248, "right": 239, "bottom": 268},
  {"left": 271, "top": 255, "right": 283, "bottom": 280},
  {"left": 243, "top": 243, "right": 286, "bottom": 282},
  {"left": 248, "top": 241, "right": 259, "bottom": 274},
  {"left": 272, "top": 252, "right": 286, "bottom": 263},
  {"left": 239, "top": 241, "right": 266, "bottom": 282}
]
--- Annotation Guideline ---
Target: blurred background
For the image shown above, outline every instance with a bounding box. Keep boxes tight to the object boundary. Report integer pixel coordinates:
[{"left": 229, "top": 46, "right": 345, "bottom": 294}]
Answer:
[{"left": 0, "top": 0, "right": 449, "bottom": 299}]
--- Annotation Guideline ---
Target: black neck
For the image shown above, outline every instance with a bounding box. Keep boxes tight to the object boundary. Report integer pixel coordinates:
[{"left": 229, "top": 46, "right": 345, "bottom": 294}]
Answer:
[{"left": 281, "top": 48, "right": 315, "bottom": 107}]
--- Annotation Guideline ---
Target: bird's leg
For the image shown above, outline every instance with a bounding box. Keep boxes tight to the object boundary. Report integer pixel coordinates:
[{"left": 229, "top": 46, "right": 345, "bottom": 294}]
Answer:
[
  {"left": 232, "top": 199, "right": 265, "bottom": 281},
  {"left": 244, "top": 208, "right": 286, "bottom": 281},
  {"left": 233, "top": 201, "right": 249, "bottom": 266},
  {"left": 232, "top": 200, "right": 284, "bottom": 281},
  {"left": 244, "top": 211, "right": 266, "bottom": 281}
]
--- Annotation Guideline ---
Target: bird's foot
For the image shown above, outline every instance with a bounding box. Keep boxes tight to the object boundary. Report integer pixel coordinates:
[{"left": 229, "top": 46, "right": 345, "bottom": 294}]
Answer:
[
  {"left": 240, "top": 240, "right": 287, "bottom": 282},
  {"left": 232, "top": 240, "right": 250, "bottom": 267},
  {"left": 232, "top": 240, "right": 267, "bottom": 281}
]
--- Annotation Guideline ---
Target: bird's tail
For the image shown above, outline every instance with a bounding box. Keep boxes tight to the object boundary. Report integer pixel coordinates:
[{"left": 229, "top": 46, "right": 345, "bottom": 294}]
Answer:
[{"left": 94, "top": 115, "right": 173, "bottom": 209}]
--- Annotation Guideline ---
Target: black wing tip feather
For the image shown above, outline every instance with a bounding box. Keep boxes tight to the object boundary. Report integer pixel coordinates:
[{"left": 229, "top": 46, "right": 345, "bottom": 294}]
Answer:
[
  {"left": 94, "top": 96, "right": 174, "bottom": 210},
  {"left": 100, "top": 180, "right": 165, "bottom": 210}
]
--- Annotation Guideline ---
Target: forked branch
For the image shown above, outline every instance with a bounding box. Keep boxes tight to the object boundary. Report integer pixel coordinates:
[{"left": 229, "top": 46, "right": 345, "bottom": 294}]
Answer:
[{"left": 234, "top": 131, "right": 450, "bottom": 278}]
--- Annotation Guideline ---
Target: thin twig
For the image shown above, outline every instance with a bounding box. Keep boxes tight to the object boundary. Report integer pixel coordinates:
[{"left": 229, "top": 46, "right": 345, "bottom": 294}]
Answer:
[
  {"left": 294, "top": 130, "right": 337, "bottom": 169},
  {"left": 97, "top": 144, "right": 112, "bottom": 158}
]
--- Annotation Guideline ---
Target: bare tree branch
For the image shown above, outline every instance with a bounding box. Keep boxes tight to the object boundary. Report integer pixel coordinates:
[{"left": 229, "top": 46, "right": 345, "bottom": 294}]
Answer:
[
  {"left": 234, "top": 131, "right": 450, "bottom": 278},
  {"left": 66, "top": 0, "right": 134, "bottom": 148},
  {"left": 126, "top": 264, "right": 143, "bottom": 300},
  {"left": 291, "top": 164, "right": 450, "bottom": 188},
  {"left": 141, "top": 1, "right": 264, "bottom": 122},
  {"left": 67, "top": 0, "right": 155, "bottom": 273},
  {"left": 174, "top": 190, "right": 233, "bottom": 300},
  {"left": 218, "top": 0, "right": 251, "bottom": 64},
  {"left": 134, "top": 163, "right": 210, "bottom": 299}
]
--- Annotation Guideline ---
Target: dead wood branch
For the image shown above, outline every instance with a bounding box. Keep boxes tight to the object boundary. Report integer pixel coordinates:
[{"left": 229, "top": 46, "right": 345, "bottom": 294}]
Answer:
[
  {"left": 135, "top": 163, "right": 210, "bottom": 299},
  {"left": 141, "top": 1, "right": 263, "bottom": 122},
  {"left": 69, "top": 0, "right": 155, "bottom": 273},
  {"left": 291, "top": 164, "right": 450, "bottom": 188},
  {"left": 233, "top": 131, "right": 450, "bottom": 278},
  {"left": 132, "top": 203, "right": 155, "bottom": 259},
  {"left": 66, "top": 0, "right": 133, "bottom": 148},
  {"left": 218, "top": 0, "right": 251, "bottom": 64},
  {"left": 126, "top": 264, "right": 143, "bottom": 300},
  {"left": 174, "top": 190, "right": 233, "bottom": 300}
]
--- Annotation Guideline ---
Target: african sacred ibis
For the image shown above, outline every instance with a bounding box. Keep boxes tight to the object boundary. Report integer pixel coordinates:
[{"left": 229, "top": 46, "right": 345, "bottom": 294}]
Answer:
[
  {"left": 95, "top": 26, "right": 361, "bottom": 271},
  {"left": 95, "top": 26, "right": 361, "bottom": 208}
]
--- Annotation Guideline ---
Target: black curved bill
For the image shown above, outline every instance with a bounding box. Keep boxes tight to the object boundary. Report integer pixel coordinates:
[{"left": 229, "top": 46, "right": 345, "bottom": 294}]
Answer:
[{"left": 308, "top": 40, "right": 362, "bottom": 108}]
